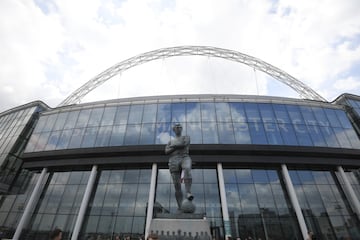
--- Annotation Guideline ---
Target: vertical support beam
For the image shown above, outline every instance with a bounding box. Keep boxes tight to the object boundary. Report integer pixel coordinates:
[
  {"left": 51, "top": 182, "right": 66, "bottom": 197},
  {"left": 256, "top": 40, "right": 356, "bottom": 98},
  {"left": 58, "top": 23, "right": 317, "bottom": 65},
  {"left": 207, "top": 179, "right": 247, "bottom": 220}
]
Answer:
[
  {"left": 13, "top": 167, "right": 48, "bottom": 240},
  {"left": 145, "top": 163, "right": 157, "bottom": 240},
  {"left": 71, "top": 165, "right": 98, "bottom": 240},
  {"left": 281, "top": 164, "right": 308, "bottom": 240},
  {"left": 217, "top": 163, "right": 231, "bottom": 238},
  {"left": 337, "top": 166, "right": 360, "bottom": 218}
]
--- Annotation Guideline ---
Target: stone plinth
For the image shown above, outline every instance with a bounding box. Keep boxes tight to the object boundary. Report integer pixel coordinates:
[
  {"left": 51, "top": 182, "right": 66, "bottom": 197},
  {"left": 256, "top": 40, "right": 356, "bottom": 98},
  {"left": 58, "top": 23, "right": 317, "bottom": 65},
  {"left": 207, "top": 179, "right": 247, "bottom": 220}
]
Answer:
[{"left": 149, "top": 218, "right": 211, "bottom": 240}]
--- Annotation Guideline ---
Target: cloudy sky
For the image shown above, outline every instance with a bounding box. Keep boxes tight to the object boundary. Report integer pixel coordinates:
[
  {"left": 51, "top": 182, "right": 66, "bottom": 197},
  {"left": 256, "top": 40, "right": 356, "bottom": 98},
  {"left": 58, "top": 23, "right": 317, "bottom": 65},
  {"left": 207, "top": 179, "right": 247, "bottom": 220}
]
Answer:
[{"left": 0, "top": 0, "right": 359, "bottom": 112}]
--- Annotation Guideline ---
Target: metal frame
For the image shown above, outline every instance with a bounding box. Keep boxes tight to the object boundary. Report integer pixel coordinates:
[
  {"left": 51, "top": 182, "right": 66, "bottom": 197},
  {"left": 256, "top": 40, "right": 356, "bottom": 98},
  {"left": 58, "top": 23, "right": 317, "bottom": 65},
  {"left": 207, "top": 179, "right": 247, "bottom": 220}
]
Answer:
[{"left": 59, "top": 46, "right": 326, "bottom": 106}]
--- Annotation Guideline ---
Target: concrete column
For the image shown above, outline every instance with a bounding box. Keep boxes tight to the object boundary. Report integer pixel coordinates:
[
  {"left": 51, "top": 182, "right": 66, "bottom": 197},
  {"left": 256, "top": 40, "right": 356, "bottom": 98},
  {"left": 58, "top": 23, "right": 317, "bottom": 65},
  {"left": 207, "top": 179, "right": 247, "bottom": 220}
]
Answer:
[
  {"left": 217, "top": 163, "right": 231, "bottom": 238},
  {"left": 71, "top": 165, "right": 98, "bottom": 240},
  {"left": 13, "top": 167, "right": 48, "bottom": 240},
  {"left": 281, "top": 164, "right": 308, "bottom": 240},
  {"left": 145, "top": 163, "right": 157, "bottom": 240},
  {"left": 337, "top": 166, "right": 360, "bottom": 219}
]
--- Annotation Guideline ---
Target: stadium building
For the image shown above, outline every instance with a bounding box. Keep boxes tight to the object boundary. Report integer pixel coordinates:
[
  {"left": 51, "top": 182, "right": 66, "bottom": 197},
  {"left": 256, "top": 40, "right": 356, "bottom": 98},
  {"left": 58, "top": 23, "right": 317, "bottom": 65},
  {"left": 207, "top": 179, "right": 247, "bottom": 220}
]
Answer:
[{"left": 0, "top": 46, "right": 359, "bottom": 240}]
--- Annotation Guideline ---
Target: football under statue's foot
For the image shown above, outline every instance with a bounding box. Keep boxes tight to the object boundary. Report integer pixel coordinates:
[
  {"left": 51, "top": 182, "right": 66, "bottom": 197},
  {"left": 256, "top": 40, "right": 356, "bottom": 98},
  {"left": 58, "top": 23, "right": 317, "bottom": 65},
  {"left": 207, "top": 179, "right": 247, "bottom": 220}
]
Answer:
[{"left": 187, "top": 193, "right": 194, "bottom": 201}]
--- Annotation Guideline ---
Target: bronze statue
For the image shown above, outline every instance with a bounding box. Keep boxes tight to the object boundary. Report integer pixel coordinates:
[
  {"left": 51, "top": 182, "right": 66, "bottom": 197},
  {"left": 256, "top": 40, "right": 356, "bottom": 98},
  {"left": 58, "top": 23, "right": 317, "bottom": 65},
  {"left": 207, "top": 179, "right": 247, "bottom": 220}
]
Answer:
[{"left": 165, "top": 123, "right": 193, "bottom": 211}]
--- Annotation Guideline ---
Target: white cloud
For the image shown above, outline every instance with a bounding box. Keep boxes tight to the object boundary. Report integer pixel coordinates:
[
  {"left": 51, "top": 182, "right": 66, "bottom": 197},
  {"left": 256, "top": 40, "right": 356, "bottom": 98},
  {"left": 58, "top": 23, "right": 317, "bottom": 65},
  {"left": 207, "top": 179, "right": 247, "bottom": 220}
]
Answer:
[{"left": 1, "top": 0, "right": 360, "bottom": 112}]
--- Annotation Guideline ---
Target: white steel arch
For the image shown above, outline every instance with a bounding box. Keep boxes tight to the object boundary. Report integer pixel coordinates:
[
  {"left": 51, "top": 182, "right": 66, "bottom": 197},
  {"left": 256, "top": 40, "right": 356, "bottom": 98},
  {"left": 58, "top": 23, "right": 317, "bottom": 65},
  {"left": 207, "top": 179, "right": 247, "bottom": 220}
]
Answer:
[{"left": 59, "top": 46, "right": 326, "bottom": 106}]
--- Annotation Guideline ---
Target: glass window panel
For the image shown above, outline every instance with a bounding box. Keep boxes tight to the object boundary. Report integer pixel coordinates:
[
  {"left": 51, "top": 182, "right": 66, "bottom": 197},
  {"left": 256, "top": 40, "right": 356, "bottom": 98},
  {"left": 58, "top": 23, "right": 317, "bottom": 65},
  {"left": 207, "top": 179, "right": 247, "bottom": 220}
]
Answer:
[
  {"left": 203, "top": 169, "right": 217, "bottom": 183},
  {"left": 252, "top": 170, "right": 269, "bottom": 183},
  {"left": 202, "top": 122, "right": 219, "bottom": 144},
  {"left": 286, "top": 105, "right": 304, "bottom": 125},
  {"left": 320, "top": 126, "right": 340, "bottom": 147},
  {"left": 56, "top": 129, "right": 72, "bottom": 149},
  {"left": 81, "top": 127, "right": 99, "bottom": 148},
  {"left": 255, "top": 183, "right": 276, "bottom": 210},
  {"left": 88, "top": 108, "right": 104, "bottom": 127},
  {"left": 201, "top": 102, "right": 216, "bottom": 122},
  {"left": 215, "top": 102, "right": 232, "bottom": 122},
  {"left": 204, "top": 183, "right": 221, "bottom": 218},
  {"left": 244, "top": 103, "right": 261, "bottom": 123},
  {"left": 157, "top": 104, "right": 171, "bottom": 123},
  {"left": 233, "top": 122, "right": 251, "bottom": 144},
  {"left": 139, "top": 169, "right": 151, "bottom": 183},
  {"left": 89, "top": 184, "right": 107, "bottom": 215},
  {"left": 124, "top": 170, "right": 140, "bottom": 183},
  {"left": 132, "top": 216, "right": 145, "bottom": 234},
  {"left": 157, "top": 169, "right": 171, "bottom": 184},
  {"left": 68, "top": 171, "right": 84, "bottom": 184},
  {"left": 75, "top": 109, "right": 91, "bottom": 128},
  {"left": 186, "top": 102, "right": 201, "bottom": 122},
  {"left": 185, "top": 122, "right": 202, "bottom": 144},
  {"left": 293, "top": 124, "right": 313, "bottom": 146},
  {"left": 335, "top": 110, "right": 352, "bottom": 128},
  {"left": 58, "top": 185, "right": 78, "bottom": 214},
  {"left": 55, "top": 172, "right": 70, "bottom": 184},
  {"left": 248, "top": 122, "right": 268, "bottom": 144},
  {"left": 25, "top": 133, "right": 40, "bottom": 152},
  {"left": 102, "top": 184, "right": 122, "bottom": 216},
  {"left": 114, "top": 105, "right": 130, "bottom": 125},
  {"left": 278, "top": 123, "right": 298, "bottom": 146},
  {"left": 143, "top": 104, "right": 157, "bottom": 123},
  {"left": 34, "top": 132, "right": 51, "bottom": 151},
  {"left": 128, "top": 104, "right": 144, "bottom": 124},
  {"left": 63, "top": 111, "right": 80, "bottom": 130},
  {"left": 333, "top": 128, "right": 352, "bottom": 148},
  {"left": 312, "top": 107, "right": 330, "bottom": 127},
  {"left": 53, "top": 112, "right": 69, "bottom": 131},
  {"left": 109, "top": 125, "right": 126, "bottom": 146},
  {"left": 33, "top": 115, "right": 49, "bottom": 133},
  {"left": 118, "top": 184, "right": 137, "bottom": 215},
  {"left": 96, "top": 215, "right": 113, "bottom": 234},
  {"left": 42, "top": 114, "right": 58, "bottom": 132},
  {"left": 258, "top": 103, "right": 276, "bottom": 122},
  {"left": 139, "top": 123, "right": 155, "bottom": 144},
  {"left": 218, "top": 122, "right": 235, "bottom": 144},
  {"left": 83, "top": 215, "right": 99, "bottom": 237},
  {"left": 299, "top": 106, "right": 317, "bottom": 126},
  {"left": 223, "top": 169, "right": 237, "bottom": 183},
  {"left": 155, "top": 122, "right": 171, "bottom": 144},
  {"left": 114, "top": 216, "right": 133, "bottom": 235},
  {"left": 307, "top": 125, "right": 327, "bottom": 147},
  {"left": 324, "top": 108, "right": 341, "bottom": 127},
  {"left": 238, "top": 184, "right": 259, "bottom": 214},
  {"left": 134, "top": 184, "right": 150, "bottom": 216},
  {"left": 235, "top": 169, "right": 253, "bottom": 183},
  {"left": 345, "top": 129, "right": 360, "bottom": 148},
  {"left": 229, "top": 102, "right": 247, "bottom": 122},
  {"left": 263, "top": 121, "right": 283, "bottom": 145},
  {"left": 100, "top": 106, "right": 117, "bottom": 126},
  {"left": 108, "top": 170, "right": 125, "bottom": 183},
  {"left": 45, "top": 131, "right": 61, "bottom": 151},
  {"left": 171, "top": 103, "right": 186, "bottom": 123},
  {"left": 94, "top": 126, "right": 112, "bottom": 147},
  {"left": 124, "top": 125, "right": 141, "bottom": 145},
  {"left": 68, "top": 128, "right": 85, "bottom": 149},
  {"left": 38, "top": 214, "right": 55, "bottom": 231}
]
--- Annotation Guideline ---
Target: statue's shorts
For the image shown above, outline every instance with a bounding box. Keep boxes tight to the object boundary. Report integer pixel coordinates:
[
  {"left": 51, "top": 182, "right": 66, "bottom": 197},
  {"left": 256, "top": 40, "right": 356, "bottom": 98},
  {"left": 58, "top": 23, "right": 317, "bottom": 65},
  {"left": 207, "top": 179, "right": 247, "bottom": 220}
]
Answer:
[{"left": 168, "top": 156, "right": 192, "bottom": 173}]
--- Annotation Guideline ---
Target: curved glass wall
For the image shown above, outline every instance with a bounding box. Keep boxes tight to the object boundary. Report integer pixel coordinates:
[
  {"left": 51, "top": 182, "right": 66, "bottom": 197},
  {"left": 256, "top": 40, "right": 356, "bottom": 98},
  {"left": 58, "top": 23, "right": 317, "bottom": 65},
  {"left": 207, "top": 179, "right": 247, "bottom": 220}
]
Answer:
[
  {"left": 223, "top": 168, "right": 301, "bottom": 239},
  {"left": 25, "top": 101, "right": 360, "bottom": 152},
  {"left": 0, "top": 171, "right": 39, "bottom": 239},
  {"left": 155, "top": 168, "right": 223, "bottom": 239},
  {"left": 289, "top": 170, "right": 360, "bottom": 239},
  {"left": 79, "top": 168, "right": 151, "bottom": 240},
  {"left": 23, "top": 171, "right": 90, "bottom": 240}
]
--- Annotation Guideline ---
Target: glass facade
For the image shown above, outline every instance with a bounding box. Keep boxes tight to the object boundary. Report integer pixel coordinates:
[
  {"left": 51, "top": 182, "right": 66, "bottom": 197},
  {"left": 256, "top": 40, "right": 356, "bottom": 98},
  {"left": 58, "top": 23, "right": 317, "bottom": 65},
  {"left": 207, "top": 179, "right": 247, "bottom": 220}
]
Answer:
[
  {"left": 0, "top": 95, "right": 360, "bottom": 240},
  {"left": 347, "top": 98, "right": 360, "bottom": 117},
  {"left": 0, "top": 103, "right": 47, "bottom": 190},
  {"left": 0, "top": 171, "right": 39, "bottom": 239},
  {"left": 23, "top": 171, "right": 90, "bottom": 240},
  {"left": 25, "top": 100, "right": 360, "bottom": 152},
  {"left": 223, "top": 168, "right": 301, "bottom": 239},
  {"left": 289, "top": 170, "right": 360, "bottom": 239},
  {"left": 79, "top": 168, "right": 151, "bottom": 240}
]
